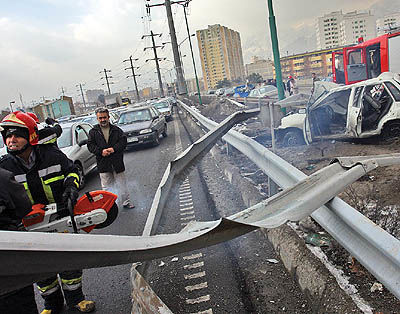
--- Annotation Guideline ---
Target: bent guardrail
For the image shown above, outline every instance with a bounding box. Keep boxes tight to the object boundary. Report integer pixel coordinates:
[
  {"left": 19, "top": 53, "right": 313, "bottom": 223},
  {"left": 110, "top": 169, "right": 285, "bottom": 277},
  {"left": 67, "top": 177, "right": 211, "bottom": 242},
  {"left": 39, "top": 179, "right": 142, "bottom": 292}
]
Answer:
[{"left": 178, "top": 100, "right": 400, "bottom": 299}]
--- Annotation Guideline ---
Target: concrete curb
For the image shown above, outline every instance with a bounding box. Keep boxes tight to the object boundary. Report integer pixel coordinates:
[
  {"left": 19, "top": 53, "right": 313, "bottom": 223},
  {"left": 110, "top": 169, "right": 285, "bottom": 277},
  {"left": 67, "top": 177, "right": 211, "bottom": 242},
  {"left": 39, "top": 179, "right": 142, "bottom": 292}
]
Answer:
[{"left": 208, "top": 145, "right": 362, "bottom": 313}]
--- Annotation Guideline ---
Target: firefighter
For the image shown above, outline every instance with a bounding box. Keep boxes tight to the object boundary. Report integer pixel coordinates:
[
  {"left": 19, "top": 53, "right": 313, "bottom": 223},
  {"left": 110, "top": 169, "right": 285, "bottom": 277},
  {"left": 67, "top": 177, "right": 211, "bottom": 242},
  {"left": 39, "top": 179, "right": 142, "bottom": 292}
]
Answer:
[
  {"left": 0, "top": 127, "right": 39, "bottom": 313},
  {"left": 0, "top": 111, "right": 95, "bottom": 314},
  {"left": 26, "top": 112, "right": 62, "bottom": 146}
]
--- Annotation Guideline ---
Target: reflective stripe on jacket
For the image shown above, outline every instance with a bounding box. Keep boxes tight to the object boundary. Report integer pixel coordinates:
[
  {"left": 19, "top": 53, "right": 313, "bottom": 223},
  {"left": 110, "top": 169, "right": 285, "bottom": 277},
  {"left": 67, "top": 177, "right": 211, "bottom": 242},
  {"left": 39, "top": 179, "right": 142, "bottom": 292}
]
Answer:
[{"left": 0, "top": 145, "right": 79, "bottom": 205}]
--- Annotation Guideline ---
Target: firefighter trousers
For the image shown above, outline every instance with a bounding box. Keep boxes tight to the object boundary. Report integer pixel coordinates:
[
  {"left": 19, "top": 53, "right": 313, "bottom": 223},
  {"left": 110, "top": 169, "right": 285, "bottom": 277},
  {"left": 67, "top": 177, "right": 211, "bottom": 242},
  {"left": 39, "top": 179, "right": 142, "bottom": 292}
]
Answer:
[
  {"left": 36, "top": 270, "right": 84, "bottom": 312},
  {"left": 0, "top": 285, "right": 38, "bottom": 314}
]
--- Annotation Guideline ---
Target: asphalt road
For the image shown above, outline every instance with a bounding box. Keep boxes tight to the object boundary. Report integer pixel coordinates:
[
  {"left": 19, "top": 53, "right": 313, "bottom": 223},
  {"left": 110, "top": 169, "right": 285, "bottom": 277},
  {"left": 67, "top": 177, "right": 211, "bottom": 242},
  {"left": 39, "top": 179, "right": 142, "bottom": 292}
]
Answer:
[{"left": 35, "top": 108, "right": 311, "bottom": 313}]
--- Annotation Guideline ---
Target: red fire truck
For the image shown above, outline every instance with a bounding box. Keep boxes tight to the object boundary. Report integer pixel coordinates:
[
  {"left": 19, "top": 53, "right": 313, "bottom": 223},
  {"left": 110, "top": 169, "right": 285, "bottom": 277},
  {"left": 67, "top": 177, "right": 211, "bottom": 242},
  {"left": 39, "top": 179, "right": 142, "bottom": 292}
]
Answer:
[{"left": 332, "top": 31, "right": 400, "bottom": 85}]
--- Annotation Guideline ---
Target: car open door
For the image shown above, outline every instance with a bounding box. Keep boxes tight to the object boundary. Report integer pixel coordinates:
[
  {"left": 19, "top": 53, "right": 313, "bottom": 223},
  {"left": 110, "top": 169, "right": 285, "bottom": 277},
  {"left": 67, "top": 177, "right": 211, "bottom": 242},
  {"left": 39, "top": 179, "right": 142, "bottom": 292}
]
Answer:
[
  {"left": 346, "top": 87, "right": 363, "bottom": 137},
  {"left": 344, "top": 47, "right": 368, "bottom": 84}
]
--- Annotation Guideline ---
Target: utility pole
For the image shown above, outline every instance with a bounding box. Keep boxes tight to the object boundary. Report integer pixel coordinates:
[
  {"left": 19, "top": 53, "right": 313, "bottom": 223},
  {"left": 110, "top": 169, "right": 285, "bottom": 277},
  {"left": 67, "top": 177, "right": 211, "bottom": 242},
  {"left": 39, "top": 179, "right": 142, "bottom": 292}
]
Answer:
[
  {"left": 146, "top": 0, "right": 187, "bottom": 95},
  {"left": 143, "top": 31, "right": 165, "bottom": 98},
  {"left": 100, "top": 69, "right": 113, "bottom": 95},
  {"left": 61, "top": 87, "right": 65, "bottom": 100},
  {"left": 76, "top": 83, "right": 86, "bottom": 108},
  {"left": 123, "top": 56, "right": 141, "bottom": 101},
  {"left": 267, "top": 0, "right": 285, "bottom": 102},
  {"left": 179, "top": 0, "right": 202, "bottom": 104},
  {"left": 9, "top": 101, "right": 15, "bottom": 112}
]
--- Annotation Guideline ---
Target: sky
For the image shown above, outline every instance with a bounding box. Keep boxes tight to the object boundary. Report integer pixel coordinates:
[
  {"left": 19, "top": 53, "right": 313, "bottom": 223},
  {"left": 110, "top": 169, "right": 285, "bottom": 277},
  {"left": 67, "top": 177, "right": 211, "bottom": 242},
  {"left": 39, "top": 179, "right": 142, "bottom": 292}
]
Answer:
[{"left": 0, "top": 0, "right": 399, "bottom": 110}]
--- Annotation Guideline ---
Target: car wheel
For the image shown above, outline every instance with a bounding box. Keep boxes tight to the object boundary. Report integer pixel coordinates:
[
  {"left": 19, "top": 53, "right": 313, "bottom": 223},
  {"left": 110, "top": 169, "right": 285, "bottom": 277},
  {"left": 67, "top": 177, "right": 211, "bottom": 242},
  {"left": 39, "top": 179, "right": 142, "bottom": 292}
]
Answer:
[
  {"left": 283, "top": 130, "right": 305, "bottom": 147},
  {"left": 153, "top": 132, "right": 160, "bottom": 146},
  {"left": 76, "top": 163, "right": 85, "bottom": 190},
  {"left": 162, "top": 124, "right": 168, "bottom": 137},
  {"left": 382, "top": 121, "right": 400, "bottom": 142}
]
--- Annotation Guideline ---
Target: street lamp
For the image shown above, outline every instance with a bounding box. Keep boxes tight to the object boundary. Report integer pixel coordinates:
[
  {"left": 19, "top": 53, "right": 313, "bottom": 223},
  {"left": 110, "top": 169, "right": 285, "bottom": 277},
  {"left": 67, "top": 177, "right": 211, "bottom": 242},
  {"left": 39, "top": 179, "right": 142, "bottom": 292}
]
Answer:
[{"left": 9, "top": 101, "right": 15, "bottom": 112}]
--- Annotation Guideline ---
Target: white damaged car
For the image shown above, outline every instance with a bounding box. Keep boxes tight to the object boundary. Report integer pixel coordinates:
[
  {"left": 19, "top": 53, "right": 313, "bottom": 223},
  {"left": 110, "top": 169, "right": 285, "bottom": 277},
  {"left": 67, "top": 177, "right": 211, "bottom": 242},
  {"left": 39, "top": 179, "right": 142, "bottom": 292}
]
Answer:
[{"left": 275, "top": 72, "right": 400, "bottom": 146}]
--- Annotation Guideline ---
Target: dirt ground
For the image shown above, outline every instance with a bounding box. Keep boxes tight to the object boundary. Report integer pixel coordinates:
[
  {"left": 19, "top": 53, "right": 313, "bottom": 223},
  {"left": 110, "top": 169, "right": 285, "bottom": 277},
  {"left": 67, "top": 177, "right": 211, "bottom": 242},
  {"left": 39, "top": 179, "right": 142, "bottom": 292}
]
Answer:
[{"left": 185, "top": 96, "right": 400, "bottom": 313}]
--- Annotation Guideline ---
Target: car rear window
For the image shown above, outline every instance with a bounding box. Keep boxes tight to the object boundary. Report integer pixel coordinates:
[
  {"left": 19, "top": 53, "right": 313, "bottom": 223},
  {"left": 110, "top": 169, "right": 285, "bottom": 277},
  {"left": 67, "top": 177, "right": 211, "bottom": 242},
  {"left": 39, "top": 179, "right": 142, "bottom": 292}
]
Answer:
[
  {"left": 154, "top": 102, "right": 169, "bottom": 109},
  {"left": 119, "top": 109, "right": 151, "bottom": 124},
  {"left": 385, "top": 82, "right": 400, "bottom": 101}
]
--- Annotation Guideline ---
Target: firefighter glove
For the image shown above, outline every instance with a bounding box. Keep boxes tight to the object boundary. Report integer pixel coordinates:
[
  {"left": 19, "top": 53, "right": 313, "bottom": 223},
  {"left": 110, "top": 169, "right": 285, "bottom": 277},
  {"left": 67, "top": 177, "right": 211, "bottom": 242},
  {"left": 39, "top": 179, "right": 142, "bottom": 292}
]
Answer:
[{"left": 62, "top": 186, "right": 79, "bottom": 209}]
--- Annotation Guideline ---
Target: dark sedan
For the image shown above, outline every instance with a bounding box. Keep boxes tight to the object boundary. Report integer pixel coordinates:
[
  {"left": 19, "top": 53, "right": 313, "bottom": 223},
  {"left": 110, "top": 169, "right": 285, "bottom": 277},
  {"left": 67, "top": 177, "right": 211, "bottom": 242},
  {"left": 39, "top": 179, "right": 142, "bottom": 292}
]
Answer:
[{"left": 117, "top": 105, "right": 167, "bottom": 147}]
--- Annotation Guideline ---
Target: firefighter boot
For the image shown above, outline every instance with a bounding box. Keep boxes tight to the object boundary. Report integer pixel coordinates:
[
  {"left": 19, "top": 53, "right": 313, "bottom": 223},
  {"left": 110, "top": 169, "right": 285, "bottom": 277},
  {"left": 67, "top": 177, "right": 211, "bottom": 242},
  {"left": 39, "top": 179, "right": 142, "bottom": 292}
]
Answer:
[{"left": 75, "top": 300, "right": 95, "bottom": 313}]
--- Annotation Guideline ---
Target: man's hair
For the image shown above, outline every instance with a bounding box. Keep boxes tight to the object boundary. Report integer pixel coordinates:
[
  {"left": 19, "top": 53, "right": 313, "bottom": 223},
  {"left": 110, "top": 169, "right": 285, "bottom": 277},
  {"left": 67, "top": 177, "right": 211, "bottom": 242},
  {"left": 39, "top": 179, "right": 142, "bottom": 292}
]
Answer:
[
  {"left": 95, "top": 107, "right": 109, "bottom": 115},
  {"left": 312, "top": 72, "right": 316, "bottom": 76}
]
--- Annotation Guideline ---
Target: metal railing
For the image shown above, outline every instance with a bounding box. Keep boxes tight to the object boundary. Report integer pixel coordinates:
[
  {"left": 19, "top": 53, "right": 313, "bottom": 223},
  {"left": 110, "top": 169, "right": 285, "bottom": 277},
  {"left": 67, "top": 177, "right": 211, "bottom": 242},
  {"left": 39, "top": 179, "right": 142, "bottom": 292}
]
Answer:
[{"left": 178, "top": 100, "right": 400, "bottom": 299}]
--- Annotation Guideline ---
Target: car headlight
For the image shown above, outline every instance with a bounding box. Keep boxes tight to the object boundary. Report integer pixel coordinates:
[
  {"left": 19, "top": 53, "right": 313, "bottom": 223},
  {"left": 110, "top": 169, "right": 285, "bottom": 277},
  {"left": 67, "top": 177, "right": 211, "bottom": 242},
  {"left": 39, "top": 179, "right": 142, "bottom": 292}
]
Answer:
[{"left": 139, "top": 128, "right": 152, "bottom": 134}]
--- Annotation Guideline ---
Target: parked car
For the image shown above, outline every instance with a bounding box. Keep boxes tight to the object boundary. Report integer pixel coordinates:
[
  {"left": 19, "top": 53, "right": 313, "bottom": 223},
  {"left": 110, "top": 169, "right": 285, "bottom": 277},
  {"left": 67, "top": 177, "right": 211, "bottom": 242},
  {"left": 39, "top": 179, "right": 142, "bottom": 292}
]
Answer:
[
  {"left": 224, "top": 87, "right": 235, "bottom": 97},
  {"left": 117, "top": 105, "right": 167, "bottom": 147},
  {"left": 216, "top": 88, "right": 225, "bottom": 96},
  {"left": 57, "top": 122, "right": 97, "bottom": 189},
  {"left": 248, "top": 85, "right": 278, "bottom": 99},
  {"left": 153, "top": 99, "right": 173, "bottom": 121},
  {"left": 275, "top": 72, "right": 400, "bottom": 146}
]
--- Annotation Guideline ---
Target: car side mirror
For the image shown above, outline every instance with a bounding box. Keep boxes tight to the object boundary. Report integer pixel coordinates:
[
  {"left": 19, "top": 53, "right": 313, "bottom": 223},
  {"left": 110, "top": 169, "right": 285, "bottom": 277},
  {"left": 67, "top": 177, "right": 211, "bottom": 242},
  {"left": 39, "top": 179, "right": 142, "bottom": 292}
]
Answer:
[
  {"left": 153, "top": 116, "right": 158, "bottom": 121},
  {"left": 78, "top": 139, "right": 88, "bottom": 146}
]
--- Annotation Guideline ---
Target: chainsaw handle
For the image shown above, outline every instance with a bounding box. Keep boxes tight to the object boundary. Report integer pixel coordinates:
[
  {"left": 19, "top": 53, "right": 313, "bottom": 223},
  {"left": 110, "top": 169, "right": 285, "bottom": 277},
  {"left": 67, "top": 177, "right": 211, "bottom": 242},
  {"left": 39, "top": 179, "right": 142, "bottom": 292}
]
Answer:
[{"left": 67, "top": 198, "right": 78, "bottom": 233}]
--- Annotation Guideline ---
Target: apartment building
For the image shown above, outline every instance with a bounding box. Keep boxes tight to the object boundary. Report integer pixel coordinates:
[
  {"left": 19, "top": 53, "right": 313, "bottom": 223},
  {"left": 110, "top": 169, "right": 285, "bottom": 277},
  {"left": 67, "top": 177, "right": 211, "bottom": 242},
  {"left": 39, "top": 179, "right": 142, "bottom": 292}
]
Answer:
[
  {"left": 317, "top": 10, "right": 376, "bottom": 49},
  {"left": 196, "top": 24, "right": 245, "bottom": 90},
  {"left": 377, "top": 12, "right": 400, "bottom": 35},
  {"left": 339, "top": 11, "right": 376, "bottom": 45},
  {"left": 280, "top": 47, "right": 342, "bottom": 80},
  {"left": 245, "top": 56, "right": 275, "bottom": 80}
]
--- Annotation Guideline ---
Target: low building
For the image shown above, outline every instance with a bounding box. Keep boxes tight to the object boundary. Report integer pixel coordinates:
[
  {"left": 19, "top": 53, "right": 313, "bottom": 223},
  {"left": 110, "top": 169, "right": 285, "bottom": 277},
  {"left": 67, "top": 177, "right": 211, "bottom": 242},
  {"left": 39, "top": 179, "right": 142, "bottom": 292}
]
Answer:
[
  {"left": 33, "top": 96, "right": 75, "bottom": 122},
  {"left": 245, "top": 56, "right": 275, "bottom": 80},
  {"left": 279, "top": 47, "right": 342, "bottom": 80}
]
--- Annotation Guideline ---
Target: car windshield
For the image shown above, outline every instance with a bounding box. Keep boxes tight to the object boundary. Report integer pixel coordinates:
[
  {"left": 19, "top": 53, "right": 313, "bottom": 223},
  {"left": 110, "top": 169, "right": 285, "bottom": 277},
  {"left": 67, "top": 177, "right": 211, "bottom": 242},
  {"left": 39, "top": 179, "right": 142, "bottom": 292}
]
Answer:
[
  {"left": 119, "top": 109, "right": 151, "bottom": 124},
  {"left": 58, "top": 127, "right": 72, "bottom": 148},
  {"left": 154, "top": 101, "right": 169, "bottom": 109},
  {"left": 309, "top": 81, "right": 340, "bottom": 106},
  {"left": 82, "top": 116, "right": 98, "bottom": 125},
  {"left": 259, "top": 86, "right": 276, "bottom": 94}
]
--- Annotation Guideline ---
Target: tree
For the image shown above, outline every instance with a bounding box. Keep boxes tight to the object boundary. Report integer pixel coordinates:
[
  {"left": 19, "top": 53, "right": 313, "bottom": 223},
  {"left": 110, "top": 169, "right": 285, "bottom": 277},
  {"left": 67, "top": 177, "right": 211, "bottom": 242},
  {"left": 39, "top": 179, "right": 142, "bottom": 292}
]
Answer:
[
  {"left": 215, "top": 78, "right": 232, "bottom": 89},
  {"left": 247, "top": 73, "right": 263, "bottom": 84}
]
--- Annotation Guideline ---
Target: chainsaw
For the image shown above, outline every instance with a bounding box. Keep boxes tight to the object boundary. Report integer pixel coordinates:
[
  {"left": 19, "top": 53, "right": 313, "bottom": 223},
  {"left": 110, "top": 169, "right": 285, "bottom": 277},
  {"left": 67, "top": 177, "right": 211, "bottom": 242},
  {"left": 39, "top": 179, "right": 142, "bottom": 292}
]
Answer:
[{"left": 22, "top": 191, "right": 118, "bottom": 233}]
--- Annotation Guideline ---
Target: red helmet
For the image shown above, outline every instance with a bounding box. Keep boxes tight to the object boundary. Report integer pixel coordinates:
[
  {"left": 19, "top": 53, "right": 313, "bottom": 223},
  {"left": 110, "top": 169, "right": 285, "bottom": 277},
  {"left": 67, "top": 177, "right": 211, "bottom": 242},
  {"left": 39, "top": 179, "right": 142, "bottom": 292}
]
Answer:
[
  {"left": 0, "top": 111, "right": 39, "bottom": 145},
  {"left": 27, "top": 112, "right": 40, "bottom": 123}
]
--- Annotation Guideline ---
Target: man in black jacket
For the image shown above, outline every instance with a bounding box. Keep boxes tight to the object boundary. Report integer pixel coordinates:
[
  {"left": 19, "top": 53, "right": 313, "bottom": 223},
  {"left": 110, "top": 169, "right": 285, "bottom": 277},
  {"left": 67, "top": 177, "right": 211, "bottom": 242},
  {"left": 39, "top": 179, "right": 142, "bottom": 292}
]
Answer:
[{"left": 87, "top": 108, "right": 134, "bottom": 208}]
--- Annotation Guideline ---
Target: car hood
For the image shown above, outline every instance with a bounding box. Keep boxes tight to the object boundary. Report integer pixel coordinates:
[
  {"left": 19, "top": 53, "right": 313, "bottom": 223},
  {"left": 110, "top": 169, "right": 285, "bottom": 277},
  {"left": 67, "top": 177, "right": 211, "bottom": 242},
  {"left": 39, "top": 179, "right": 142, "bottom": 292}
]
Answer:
[{"left": 118, "top": 120, "right": 152, "bottom": 132}]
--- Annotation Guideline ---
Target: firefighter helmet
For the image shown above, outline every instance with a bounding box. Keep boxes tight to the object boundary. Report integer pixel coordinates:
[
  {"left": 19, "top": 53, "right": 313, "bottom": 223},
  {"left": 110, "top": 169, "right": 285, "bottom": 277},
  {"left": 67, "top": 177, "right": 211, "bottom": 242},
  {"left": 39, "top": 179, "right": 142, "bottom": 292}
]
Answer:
[{"left": 0, "top": 111, "right": 39, "bottom": 146}]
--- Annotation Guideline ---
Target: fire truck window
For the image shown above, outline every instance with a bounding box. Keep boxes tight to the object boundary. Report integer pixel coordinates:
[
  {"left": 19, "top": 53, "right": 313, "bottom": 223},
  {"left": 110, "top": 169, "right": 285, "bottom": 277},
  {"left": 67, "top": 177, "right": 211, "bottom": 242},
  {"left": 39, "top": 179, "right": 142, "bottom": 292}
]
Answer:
[
  {"left": 348, "top": 50, "right": 362, "bottom": 64},
  {"left": 366, "top": 44, "right": 381, "bottom": 79}
]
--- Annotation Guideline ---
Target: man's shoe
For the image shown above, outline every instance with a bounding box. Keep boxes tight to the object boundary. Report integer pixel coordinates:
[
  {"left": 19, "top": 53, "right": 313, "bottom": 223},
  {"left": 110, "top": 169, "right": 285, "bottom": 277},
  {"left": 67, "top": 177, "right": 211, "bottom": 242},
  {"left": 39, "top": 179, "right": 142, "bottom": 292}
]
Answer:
[
  {"left": 75, "top": 300, "right": 95, "bottom": 313},
  {"left": 40, "top": 310, "right": 52, "bottom": 314},
  {"left": 122, "top": 200, "right": 135, "bottom": 209}
]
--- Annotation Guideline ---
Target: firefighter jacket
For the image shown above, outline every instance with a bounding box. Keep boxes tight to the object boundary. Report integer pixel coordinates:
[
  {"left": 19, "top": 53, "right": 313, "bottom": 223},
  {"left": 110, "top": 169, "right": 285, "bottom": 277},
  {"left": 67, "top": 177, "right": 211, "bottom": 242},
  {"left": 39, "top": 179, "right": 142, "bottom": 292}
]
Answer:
[
  {"left": 0, "top": 145, "right": 80, "bottom": 206},
  {"left": 87, "top": 123, "right": 127, "bottom": 173},
  {"left": 0, "top": 168, "right": 32, "bottom": 230}
]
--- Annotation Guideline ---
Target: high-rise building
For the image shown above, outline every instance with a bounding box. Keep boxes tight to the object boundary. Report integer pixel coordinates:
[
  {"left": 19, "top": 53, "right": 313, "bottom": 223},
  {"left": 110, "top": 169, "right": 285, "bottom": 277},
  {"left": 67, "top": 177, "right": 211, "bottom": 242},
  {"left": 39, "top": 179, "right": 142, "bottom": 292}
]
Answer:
[
  {"left": 196, "top": 24, "right": 245, "bottom": 90},
  {"left": 245, "top": 56, "right": 274, "bottom": 80},
  {"left": 317, "top": 10, "right": 376, "bottom": 49},
  {"left": 377, "top": 12, "right": 400, "bottom": 35},
  {"left": 316, "top": 11, "right": 343, "bottom": 49},
  {"left": 339, "top": 11, "right": 376, "bottom": 46}
]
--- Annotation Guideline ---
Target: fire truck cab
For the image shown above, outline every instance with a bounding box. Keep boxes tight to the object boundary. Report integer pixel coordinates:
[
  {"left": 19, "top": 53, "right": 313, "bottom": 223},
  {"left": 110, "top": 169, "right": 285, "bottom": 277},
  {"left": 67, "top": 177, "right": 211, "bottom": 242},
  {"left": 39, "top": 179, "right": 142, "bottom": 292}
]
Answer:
[{"left": 333, "top": 31, "right": 400, "bottom": 85}]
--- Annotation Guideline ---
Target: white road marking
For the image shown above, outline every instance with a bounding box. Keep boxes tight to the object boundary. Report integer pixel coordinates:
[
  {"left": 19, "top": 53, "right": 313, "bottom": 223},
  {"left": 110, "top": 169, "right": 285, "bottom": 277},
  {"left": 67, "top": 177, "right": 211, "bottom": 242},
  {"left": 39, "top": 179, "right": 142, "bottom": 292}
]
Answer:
[
  {"left": 184, "top": 271, "right": 206, "bottom": 280},
  {"left": 183, "top": 253, "right": 203, "bottom": 260},
  {"left": 185, "top": 282, "right": 208, "bottom": 292},
  {"left": 181, "top": 215, "right": 196, "bottom": 221},
  {"left": 186, "top": 295, "right": 210, "bottom": 305},
  {"left": 191, "top": 309, "right": 213, "bottom": 314},
  {"left": 180, "top": 211, "right": 195, "bottom": 216},
  {"left": 180, "top": 201, "right": 193, "bottom": 206},
  {"left": 179, "top": 191, "right": 192, "bottom": 197},
  {"left": 184, "top": 262, "right": 204, "bottom": 270},
  {"left": 180, "top": 206, "right": 194, "bottom": 211}
]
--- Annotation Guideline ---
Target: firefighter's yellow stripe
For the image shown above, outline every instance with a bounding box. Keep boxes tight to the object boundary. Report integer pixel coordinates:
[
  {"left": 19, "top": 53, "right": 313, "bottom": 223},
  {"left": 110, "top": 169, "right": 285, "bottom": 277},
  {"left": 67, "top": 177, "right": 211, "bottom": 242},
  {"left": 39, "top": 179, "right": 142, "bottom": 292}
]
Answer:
[
  {"left": 22, "top": 182, "right": 34, "bottom": 204},
  {"left": 41, "top": 178, "right": 55, "bottom": 203},
  {"left": 37, "top": 279, "right": 59, "bottom": 293},
  {"left": 43, "top": 175, "right": 65, "bottom": 185},
  {"left": 61, "top": 276, "right": 82, "bottom": 285},
  {"left": 67, "top": 172, "right": 80, "bottom": 188}
]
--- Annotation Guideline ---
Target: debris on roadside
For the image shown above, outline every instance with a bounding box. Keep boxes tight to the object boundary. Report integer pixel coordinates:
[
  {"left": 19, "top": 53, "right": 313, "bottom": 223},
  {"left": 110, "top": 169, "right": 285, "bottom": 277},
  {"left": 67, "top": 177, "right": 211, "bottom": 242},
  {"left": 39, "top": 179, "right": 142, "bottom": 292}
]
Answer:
[
  {"left": 304, "top": 233, "right": 332, "bottom": 247},
  {"left": 158, "top": 261, "right": 165, "bottom": 267},
  {"left": 370, "top": 282, "right": 384, "bottom": 293},
  {"left": 266, "top": 259, "right": 279, "bottom": 264}
]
